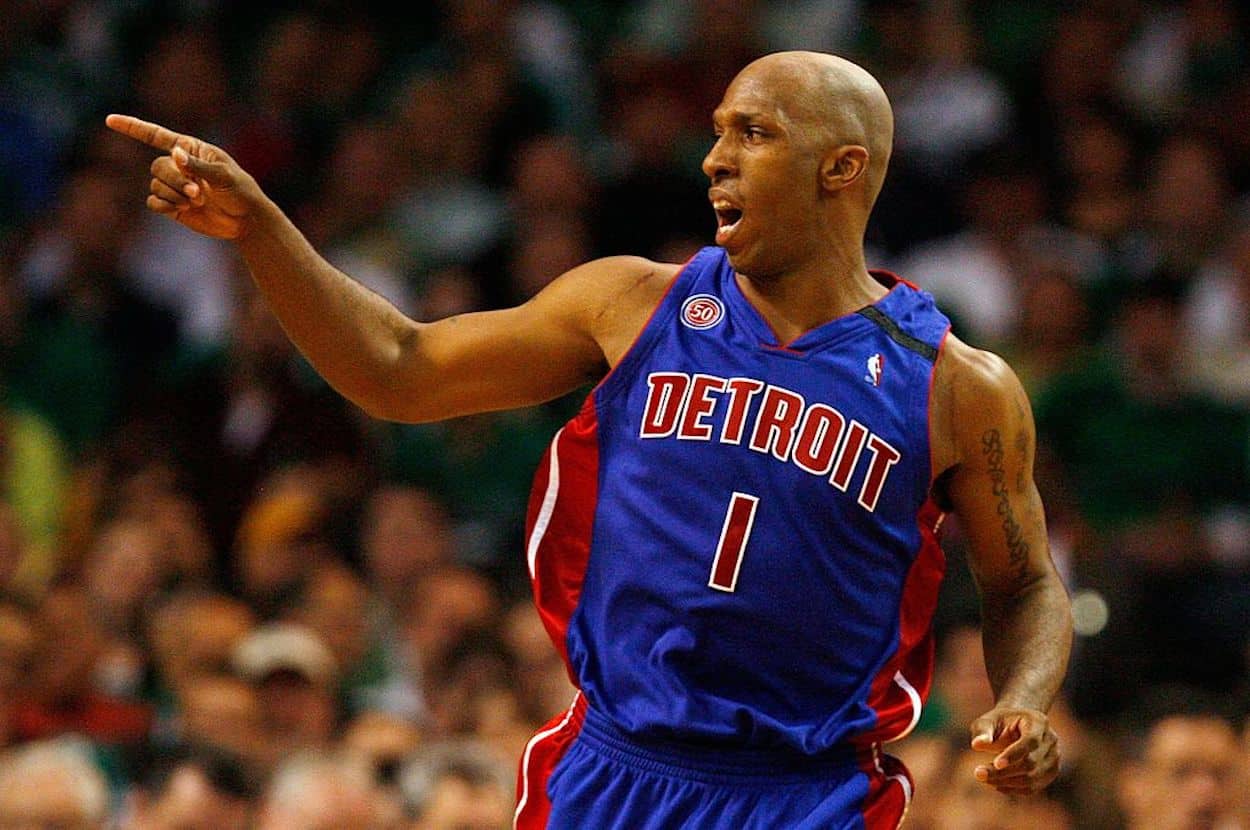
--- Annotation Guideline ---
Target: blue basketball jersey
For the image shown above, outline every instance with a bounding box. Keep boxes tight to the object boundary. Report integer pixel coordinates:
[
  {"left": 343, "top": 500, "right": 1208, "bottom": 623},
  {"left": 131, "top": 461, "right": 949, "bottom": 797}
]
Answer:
[{"left": 524, "top": 246, "right": 951, "bottom": 757}]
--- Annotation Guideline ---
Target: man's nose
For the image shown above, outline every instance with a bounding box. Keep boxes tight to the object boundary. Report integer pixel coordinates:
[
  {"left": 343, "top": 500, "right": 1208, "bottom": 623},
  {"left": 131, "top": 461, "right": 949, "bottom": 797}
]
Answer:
[{"left": 702, "top": 137, "right": 735, "bottom": 181}]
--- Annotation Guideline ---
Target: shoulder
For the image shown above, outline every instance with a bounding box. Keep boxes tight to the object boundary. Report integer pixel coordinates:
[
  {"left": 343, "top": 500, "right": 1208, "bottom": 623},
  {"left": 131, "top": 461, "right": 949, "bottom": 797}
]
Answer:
[
  {"left": 931, "top": 333, "right": 1033, "bottom": 476},
  {"left": 939, "top": 335, "right": 1022, "bottom": 403},
  {"left": 532, "top": 255, "right": 680, "bottom": 312},
  {"left": 538, "top": 255, "right": 685, "bottom": 367},
  {"left": 556, "top": 255, "right": 683, "bottom": 304}
]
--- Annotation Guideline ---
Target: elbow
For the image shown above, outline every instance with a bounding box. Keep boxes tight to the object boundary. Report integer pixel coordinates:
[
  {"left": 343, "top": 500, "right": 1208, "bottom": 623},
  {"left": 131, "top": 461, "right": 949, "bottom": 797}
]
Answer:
[
  {"left": 353, "top": 383, "right": 446, "bottom": 424},
  {"left": 982, "top": 569, "right": 1071, "bottom": 622},
  {"left": 353, "top": 324, "right": 429, "bottom": 422},
  {"left": 353, "top": 385, "right": 423, "bottom": 423},
  {"left": 355, "top": 393, "right": 401, "bottom": 422}
]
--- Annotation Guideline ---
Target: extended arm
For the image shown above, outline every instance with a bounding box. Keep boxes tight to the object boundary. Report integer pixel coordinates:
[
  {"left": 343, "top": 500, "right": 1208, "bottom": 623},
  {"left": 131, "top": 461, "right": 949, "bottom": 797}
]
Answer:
[
  {"left": 936, "top": 338, "right": 1073, "bottom": 794},
  {"left": 234, "top": 205, "right": 614, "bottom": 421},
  {"left": 104, "top": 114, "right": 664, "bottom": 422}
]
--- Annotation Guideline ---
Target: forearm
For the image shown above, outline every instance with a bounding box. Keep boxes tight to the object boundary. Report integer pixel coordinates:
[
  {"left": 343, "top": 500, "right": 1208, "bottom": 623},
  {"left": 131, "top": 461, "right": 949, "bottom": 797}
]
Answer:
[
  {"left": 237, "top": 199, "right": 418, "bottom": 417},
  {"left": 980, "top": 574, "right": 1073, "bottom": 711}
]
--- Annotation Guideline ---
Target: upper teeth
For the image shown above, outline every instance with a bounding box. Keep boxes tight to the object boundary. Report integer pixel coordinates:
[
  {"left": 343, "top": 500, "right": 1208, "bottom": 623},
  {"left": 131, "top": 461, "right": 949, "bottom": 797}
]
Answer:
[{"left": 713, "top": 200, "right": 734, "bottom": 211}]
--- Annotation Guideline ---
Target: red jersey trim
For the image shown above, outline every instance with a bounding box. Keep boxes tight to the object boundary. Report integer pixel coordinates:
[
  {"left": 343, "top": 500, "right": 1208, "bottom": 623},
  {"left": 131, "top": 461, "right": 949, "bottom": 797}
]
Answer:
[
  {"left": 524, "top": 397, "right": 601, "bottom": 672},
  {"left": 861, "top": 496, "right": 947, "bottom": 744}
]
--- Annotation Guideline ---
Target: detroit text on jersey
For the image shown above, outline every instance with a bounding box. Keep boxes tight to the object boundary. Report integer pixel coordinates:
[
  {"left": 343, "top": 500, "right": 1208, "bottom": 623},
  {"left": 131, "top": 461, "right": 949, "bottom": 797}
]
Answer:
[{"left": 640, "top": 371, "right": 902, "bottom": 512}]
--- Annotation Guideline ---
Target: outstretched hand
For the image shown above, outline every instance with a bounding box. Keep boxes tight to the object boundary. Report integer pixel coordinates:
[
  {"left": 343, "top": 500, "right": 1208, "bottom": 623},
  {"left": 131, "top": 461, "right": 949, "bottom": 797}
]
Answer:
[
  {"left": 104, "top": 114, "right": 262, "bottom": 240},
  {"left": 969, "top": 706, "right": 1060, "bottom": 796}
]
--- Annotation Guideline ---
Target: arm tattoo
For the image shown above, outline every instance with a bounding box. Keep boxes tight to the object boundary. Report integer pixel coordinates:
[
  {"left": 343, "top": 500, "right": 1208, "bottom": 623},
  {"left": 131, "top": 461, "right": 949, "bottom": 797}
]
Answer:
[
  {"left": 982, "top": 429, "right": 1031, "bottom": 585},
  {"left": 1015, "top": 430, "right": 1029, "bottom": 494}
]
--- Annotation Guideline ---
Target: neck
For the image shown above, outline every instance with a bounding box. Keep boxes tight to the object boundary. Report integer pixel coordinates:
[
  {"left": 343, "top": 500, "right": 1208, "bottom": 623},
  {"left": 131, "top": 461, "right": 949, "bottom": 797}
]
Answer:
[{"left": 735, "top": 241, "right": 886, "bottom": 344}]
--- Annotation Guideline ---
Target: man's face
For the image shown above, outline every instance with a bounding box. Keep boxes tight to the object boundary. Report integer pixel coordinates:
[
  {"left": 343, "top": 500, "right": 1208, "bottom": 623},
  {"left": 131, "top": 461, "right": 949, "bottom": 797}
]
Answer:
[
  {"left": 257, "top": 671, "right": 335, "bottom": 745},
  {"left": 0, "top": 768, "right": 101, "bottom": 830},
  {"left": 933, "top": 749, "right": 1018, "bottom": 830},
  {"left": 701, "top": 68, "right": 824, "bottom": 279},
  {"left": 417, "top": 774, "right": 512, "bottom": 830},
  {"left": 1124, "top": 717, "right": 1241, "bottom": 830},
  {"left": 256, "top": 776, "right": 388, "bottom": 830},
  {"left": 934, "top": 748, "right": 1072, "bottom": 830},
  {"left": 180, "top": 676, "right": 262, "bottom": 758},
  {"left": 31, "top": 589, "right": 102, "bottom": 701},
  {"left": 138, "top": 766, "right": 250, "bottom": 830}
]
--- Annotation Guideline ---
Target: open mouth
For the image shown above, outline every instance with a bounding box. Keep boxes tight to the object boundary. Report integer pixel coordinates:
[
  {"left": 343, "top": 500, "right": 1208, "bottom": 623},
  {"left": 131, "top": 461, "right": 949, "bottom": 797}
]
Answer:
[{"left": 713, "top": 201, "right": 743, "bottom": 244}]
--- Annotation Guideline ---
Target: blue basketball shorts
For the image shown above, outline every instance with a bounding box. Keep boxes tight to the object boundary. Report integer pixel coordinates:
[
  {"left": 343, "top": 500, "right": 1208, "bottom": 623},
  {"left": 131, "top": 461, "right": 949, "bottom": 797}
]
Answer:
[{"left": 514, "top": 695, "right": 912, "bottom": 829}]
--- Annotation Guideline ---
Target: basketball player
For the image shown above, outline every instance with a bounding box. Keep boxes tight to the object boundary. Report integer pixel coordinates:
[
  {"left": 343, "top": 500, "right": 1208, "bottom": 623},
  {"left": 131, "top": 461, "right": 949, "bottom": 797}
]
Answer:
[{"left": 107, "top": 51, "right": 1072, "bottom": 828}]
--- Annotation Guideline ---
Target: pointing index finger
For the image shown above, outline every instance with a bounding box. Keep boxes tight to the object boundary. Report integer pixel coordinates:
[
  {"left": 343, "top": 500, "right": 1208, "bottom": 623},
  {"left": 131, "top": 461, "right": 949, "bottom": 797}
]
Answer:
[{"left": 104, "top": 114, "right": 186, "bottom": 153}]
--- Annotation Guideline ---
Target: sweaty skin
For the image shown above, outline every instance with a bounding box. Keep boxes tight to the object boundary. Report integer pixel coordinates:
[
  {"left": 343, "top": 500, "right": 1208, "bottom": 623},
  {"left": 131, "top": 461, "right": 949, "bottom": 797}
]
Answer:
[{"left": 106, "top": 49, "right": 1071, "bottom": 797}]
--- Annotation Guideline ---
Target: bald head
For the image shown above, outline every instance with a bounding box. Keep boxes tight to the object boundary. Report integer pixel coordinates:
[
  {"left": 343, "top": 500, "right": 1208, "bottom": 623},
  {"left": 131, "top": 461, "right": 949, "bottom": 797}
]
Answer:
[{"left": 730, "top": 51, "right": 894, "bottom": 205}]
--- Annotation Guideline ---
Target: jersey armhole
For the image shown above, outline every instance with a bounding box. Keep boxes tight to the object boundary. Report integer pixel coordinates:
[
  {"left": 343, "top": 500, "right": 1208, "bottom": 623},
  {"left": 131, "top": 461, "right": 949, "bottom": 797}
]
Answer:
[
  {"left": 924, "top": 326, "right": 953, "bottom": 492},
  {"left": 590, "top": 248, "right": 709, "bottom": 408}
]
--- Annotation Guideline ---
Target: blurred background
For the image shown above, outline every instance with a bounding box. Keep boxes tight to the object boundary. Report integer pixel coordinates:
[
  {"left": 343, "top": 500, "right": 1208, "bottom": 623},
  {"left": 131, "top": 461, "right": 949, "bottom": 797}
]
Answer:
[{"left": 0, "top": 0, "right": 1248, "bottom": 827}]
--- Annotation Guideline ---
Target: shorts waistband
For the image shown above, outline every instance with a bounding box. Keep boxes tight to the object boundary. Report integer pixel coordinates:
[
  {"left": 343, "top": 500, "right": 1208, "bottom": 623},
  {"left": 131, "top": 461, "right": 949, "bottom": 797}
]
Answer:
[{"left": 575, "top": 701, "right": 863, "bottom": 785}]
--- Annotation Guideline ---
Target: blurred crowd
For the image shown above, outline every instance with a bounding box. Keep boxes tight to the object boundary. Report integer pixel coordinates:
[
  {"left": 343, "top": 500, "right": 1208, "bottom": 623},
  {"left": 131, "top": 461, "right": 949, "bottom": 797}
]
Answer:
[{"left": 1, "top": 0, "right": 1249, "bottom": 827}]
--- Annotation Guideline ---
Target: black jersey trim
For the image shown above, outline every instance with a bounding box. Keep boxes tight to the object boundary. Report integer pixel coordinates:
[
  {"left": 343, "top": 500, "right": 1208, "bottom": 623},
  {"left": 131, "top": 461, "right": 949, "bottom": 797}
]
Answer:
[{"left": 856, "top": 306, "right": 939, "bottom": 362}]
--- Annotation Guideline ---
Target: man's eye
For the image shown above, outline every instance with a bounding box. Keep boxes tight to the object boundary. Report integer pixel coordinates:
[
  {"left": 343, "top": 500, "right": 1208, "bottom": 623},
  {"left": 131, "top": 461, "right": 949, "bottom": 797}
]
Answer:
[{"left": 745, "top": 127, "right": 765, "bottom": 142}]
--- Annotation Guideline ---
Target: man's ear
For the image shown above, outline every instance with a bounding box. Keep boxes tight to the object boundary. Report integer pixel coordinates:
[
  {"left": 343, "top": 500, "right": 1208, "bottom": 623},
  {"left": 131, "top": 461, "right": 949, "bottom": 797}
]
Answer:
[{"left": 820, "top": 145, "right": 869, "bottom": 193}]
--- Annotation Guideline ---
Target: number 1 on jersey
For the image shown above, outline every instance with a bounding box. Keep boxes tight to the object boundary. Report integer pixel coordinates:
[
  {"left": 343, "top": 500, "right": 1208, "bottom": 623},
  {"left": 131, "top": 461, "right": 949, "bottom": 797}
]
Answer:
[{"left": 709, "top": 492, "right": 759, "bottom": 592}]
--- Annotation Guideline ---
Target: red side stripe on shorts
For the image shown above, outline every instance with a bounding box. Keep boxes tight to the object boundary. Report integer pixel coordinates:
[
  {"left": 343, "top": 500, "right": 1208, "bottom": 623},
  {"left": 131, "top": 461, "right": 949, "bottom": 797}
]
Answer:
[
  {"left": 857, "top": 744, "right": 912, "bottom": 829},
  {"left": 514, "top": 694, "right": 587, "bottom": 829}
]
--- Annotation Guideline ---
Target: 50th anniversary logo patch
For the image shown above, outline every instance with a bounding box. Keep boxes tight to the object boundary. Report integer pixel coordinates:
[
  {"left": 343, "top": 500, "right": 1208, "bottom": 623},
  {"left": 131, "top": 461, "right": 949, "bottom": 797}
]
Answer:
[{"left": 681, "top": 294, "right": 725, "bottom": 330}]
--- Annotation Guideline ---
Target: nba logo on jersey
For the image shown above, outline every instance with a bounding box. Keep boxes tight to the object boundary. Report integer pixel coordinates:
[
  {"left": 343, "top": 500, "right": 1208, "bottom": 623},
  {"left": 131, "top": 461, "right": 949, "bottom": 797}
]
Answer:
[
  {"left": 866, "top": 353, "right": 884, "bottom": 386},
  {"left": 681, "top": 294, "right": 724, "bottom": 330}
]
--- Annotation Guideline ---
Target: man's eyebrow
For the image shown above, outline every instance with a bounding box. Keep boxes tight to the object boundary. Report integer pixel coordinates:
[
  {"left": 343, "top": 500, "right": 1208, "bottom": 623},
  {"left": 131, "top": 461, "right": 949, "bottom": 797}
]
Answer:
[{"left": 712, "top": 109, "right": 771, "bottom": 127}]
